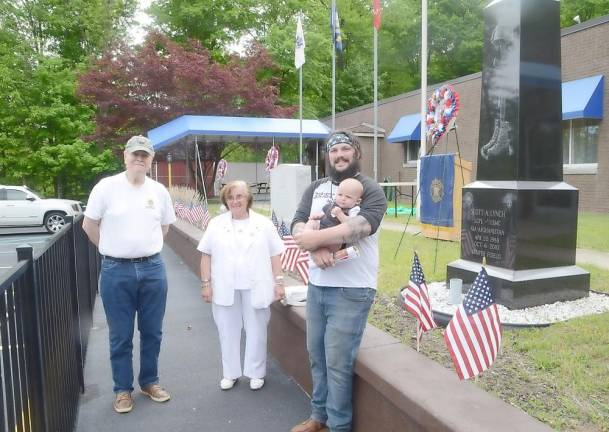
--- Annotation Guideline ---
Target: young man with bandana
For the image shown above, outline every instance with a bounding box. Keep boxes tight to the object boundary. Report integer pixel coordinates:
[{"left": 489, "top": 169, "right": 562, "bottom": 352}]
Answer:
[{"left": 290, "top": 130, "right": 387, "bottom": 432}]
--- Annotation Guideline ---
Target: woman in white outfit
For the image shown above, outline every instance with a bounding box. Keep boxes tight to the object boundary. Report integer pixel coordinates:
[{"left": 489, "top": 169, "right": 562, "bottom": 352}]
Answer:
[{"left": 198, "top": 180, "right": 285, "bottom": 391}]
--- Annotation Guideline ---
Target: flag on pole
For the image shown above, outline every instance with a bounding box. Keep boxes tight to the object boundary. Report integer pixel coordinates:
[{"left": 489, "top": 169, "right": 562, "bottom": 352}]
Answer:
[
  {"left": 271, "top": 210, "right": 280, "bottom": 230},
  {"left": 331, "top": 2, "right": 343, "bottom": 53},
  {"left": 265, "top": 145, "right": 279, "bottom": 171},
  {"left": 295, "top": 253, "right": 310, "bottom": 284},
  {"left": 401, "top": 253, "right": 437, "bottom": 342},
  {"left": 278, "top": 221, "right": 310, "bottom": 283},
  {"left": 444, "top": 267, "right": 502, "bottom": 380},
  {"left": 295, "top": 15, "right": 306, "bottom": 69},
  {"left": 200, "top": 202, "right": 211, "bottom": 229},
  {"left": 372, "top": 0, "right": 382, "bottom": 30}
]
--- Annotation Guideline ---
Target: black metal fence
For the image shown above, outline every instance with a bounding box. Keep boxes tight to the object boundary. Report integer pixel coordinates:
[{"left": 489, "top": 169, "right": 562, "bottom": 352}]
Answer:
[{"left": 0, "top": 215, "right": 98, "bottom": 432}]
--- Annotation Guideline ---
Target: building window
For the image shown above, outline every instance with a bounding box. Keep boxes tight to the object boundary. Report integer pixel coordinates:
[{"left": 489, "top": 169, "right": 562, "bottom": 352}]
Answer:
[
  {"left": 562, "top": 119, "right": 599, "bottom": 165},
  {"left": 402, "top": 140, "right": 421, "bottom": 164}
]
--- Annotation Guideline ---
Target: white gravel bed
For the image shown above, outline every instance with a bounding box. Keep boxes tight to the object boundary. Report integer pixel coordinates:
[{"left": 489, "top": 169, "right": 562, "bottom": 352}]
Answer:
[{"left": 427, "top": 282, "right": 609, "bottom": 325}]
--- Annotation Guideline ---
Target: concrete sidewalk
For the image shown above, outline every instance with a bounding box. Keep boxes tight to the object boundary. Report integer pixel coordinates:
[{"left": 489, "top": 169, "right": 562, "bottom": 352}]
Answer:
[
  {"left": 380, "top": 219, "right": 609, "bottom": 270},
  {"left": 76, "top": 247, "right": 310, "bottom": 432}
]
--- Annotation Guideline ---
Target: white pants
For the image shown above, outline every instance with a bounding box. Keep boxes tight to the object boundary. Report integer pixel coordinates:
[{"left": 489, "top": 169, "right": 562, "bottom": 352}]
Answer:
[{"left": 212, "top": 290, "right": 271, "bottom": 380}]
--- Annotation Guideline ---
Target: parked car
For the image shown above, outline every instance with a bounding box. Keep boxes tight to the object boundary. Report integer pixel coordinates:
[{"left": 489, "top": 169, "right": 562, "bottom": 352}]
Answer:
[{"left": 0, "top": 185, "right": 83, "bottom": 233}]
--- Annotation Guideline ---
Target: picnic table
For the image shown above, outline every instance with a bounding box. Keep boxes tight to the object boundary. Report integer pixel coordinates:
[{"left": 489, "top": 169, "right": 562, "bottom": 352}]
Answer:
[
  {"left": 250, "top": 182, "right": 270, "bottom": 194},
  {"left": 379, "top": 181, "right": 416, "bottom": 217}
]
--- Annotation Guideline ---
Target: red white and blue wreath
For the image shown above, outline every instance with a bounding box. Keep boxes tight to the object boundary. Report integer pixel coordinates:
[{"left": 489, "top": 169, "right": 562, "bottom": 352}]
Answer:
[{"left": 426, "top": 84, "right": 460, "bottom": 145}]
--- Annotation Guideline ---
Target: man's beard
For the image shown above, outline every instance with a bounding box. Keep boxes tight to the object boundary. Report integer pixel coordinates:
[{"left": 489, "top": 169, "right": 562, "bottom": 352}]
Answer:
[{"left": 328, "top": 158, "right": 360, "bottom": 183}]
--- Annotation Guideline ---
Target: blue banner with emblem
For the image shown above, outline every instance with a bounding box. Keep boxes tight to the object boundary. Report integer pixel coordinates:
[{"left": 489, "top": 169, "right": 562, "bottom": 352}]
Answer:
[{"left": 420, "top": 154, "right": 454, "bottom": 227}]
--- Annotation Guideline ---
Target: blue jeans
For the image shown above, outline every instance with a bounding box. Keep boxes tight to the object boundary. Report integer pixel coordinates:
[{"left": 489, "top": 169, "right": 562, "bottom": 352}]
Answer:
[
  {"left": 306, "top": 283, "right": 375, "bottom": 432},
  {"left": 100, "top": 255, "right": 168, "bottom": 393}
]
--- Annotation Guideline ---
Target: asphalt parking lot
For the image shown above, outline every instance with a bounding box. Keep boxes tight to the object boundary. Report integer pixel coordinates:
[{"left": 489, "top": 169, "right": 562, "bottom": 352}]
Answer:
[{"left": 0, "top": 227, "right": 51, "bottom": 276}]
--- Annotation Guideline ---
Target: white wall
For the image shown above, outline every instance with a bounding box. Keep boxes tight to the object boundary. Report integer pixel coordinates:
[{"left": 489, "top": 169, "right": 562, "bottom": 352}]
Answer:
[
  {"left": 222, "top": 162, "right": 270, "bottom": 184},
  {"left": 270, "top": 164, "right": 311, "bottom": 226}
]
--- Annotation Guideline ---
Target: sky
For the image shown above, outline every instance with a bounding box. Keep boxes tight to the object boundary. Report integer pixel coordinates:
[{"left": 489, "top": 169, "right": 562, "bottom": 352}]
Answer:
[{"left": 129, "top": 0, "right": 153, "bottom": 45}]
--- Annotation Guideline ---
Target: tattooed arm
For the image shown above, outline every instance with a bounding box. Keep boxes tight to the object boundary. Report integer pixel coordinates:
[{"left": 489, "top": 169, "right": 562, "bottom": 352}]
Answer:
[{"left": 293, "top": 215, "right": 371, "bottom": 251}]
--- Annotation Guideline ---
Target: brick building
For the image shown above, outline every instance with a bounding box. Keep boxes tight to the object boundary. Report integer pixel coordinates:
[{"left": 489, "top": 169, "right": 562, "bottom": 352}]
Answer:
[{"left": 330, "top": 15, "right": 609, "bottom": 212}]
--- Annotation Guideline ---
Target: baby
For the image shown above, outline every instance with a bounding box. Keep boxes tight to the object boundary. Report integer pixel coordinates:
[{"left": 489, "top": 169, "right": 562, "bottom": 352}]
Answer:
[{"left": 306, "top": 178, "right": 364, "bottom": 253}]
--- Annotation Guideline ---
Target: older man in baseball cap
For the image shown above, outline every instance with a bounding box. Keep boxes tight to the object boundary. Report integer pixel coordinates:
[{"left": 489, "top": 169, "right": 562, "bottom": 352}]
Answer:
[{"left": 83, "top": 135, "right": 176, "bottom": 414}]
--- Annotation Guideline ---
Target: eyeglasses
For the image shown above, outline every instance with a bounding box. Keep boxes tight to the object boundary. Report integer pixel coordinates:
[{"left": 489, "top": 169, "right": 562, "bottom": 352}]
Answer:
[{"left": 326, "top": 133, "right": 353, "bottom": 149}]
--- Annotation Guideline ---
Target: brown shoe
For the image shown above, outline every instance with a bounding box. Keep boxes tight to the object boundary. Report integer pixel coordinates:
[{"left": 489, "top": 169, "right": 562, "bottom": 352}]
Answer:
[
  {"left": 141, "top": 384, "right": 171, "bottom": 402},
  {"left": 290, "top": 418, "right": 328, "bottom": 432},
  {"left": 113, "top": 392, "right": 133, "bottom": 413}
]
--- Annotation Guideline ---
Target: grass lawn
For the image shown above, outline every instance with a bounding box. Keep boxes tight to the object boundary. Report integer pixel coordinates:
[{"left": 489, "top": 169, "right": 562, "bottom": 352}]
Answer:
[
  {"left": 577, "top": 212, "right": 609, "bottom": 251},
  {"left": 376, "top": 227, "right": 609, "bottom": 431}
]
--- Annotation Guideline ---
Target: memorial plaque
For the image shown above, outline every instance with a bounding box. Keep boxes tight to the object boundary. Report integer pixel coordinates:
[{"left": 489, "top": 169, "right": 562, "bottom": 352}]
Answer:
[
  {"left": 447, "top": 0, "right": 590, "bottom": 309},
  {"left": 461, "top": 190, "right": 516, "bottom": 268}
]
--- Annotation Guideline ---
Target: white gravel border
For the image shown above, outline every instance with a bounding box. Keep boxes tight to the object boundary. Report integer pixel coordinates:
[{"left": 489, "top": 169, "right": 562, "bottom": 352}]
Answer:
[{"left": 427, "top": 282, "right": 609, "bottom": 325}]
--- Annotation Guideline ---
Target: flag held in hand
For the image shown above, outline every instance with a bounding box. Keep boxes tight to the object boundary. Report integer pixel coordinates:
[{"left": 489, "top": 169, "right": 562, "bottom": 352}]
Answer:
[{"left": 444, "top": 266, "right": 502, "bottom": 380}]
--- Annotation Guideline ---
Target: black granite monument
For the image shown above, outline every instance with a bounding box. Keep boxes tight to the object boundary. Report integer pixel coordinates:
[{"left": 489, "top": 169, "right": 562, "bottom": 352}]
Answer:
[{"left": 446, "top": 0, "right": 590, "bottom": 309}]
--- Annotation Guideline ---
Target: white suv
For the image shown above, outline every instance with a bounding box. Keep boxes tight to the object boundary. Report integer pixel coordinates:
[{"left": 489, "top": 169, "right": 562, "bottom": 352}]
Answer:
[{"left": 0, "top": 185, "right": 83, "bottom": 233}]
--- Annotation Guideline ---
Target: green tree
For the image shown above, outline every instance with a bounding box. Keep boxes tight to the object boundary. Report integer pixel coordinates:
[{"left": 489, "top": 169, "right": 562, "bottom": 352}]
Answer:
[
  {"left": 0, "top": 0, "right": 135, "bottom": 197},
  {"left": 149, "top": 0, "right": 266, "bottom": 54},
  {"left": 560, "top": 0, "right": 609, "bottom": 26},
  {"left": 0, "top": 45, "right": 116, "bottom": 197}
]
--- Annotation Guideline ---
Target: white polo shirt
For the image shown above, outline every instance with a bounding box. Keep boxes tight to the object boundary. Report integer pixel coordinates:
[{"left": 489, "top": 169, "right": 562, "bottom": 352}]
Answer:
[{"left": 85, "top": 172, "right": 176, "bottom": 258}]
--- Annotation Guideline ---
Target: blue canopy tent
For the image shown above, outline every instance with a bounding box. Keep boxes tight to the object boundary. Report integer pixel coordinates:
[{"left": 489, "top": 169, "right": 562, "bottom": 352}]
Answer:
[
  {"left": 148, "top": 115, "right": 330, "bottom": 150},
  {"left": 147, "top": 114, "right": 330, "bottom": 197}
]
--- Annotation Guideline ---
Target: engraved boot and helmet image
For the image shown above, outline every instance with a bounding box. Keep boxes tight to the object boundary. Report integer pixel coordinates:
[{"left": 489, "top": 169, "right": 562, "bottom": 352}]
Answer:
[{"left": 480, "top": 24, "right": 515, "bottom": 160}]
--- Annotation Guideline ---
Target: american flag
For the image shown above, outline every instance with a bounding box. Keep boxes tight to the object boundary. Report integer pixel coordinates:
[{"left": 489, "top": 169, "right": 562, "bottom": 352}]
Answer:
[
  {"left": 191, "top": 202, "right": 211, "bottom": 229},
  {"left": 278, "top": 221, "right": 290, "bottom": 238},
  {"left": 444, "top": 267, "right": 502, "bottom": 380},
  {"left": 280, "top": 235, "right": 300, "bottom": 272},
  {"left": 294, "top": 253, "right": 309, "bottom": 284},
  {"left": 174, "top": 201, "right": 187, "bottom": 219},
  {"left": 271, "top": 210, "right": 280, "bottom": 230},
  {"left": 265, "top": 145, "right": 279, "bottom": 171},
  {"left": 401, "top": 253, "right": 436, "bottom": 342},
  {"left": 278, "top": 222, "right": 310, "bottom": 283}
]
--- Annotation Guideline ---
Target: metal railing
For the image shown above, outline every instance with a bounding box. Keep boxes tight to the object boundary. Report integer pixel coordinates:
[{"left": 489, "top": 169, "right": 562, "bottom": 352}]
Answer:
[{"left": 0, "top": 215, "right": 99, "bottom": 432}]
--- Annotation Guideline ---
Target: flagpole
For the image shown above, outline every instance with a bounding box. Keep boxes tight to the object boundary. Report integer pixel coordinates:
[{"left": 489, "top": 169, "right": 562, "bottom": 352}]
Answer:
[
  {"left": 332, "top": 0, "right": 336, "bottom": 131},
  {"left": 373, "top": 26, "right": 378, "bottom": 182},
  {"left": 315, "top": 140, "right": 319, "bottom": 180},
  {"left": 299, "top": 66, "right": 303, "bottom": 164},
  {"left": 296, "top": 13, "right": 305, "bottom": 164},
  {"left": 417, "top": 0, "right": 428, "bottom": 220}
]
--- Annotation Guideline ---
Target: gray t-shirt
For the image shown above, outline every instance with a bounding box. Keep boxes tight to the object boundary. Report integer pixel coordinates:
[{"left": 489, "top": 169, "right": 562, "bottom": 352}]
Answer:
[{"left": 292, "top": 174, "right": 387, "bottom": 289}]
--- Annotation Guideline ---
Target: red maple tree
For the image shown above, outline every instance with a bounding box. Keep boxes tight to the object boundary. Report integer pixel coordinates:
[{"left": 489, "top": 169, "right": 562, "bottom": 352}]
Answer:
[{"left": 78, "top": 33, "right": 294, "bottom": 188}]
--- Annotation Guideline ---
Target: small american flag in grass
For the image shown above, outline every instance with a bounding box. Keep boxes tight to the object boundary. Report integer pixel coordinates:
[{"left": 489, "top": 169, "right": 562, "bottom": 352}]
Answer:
[
  {"left": 444, "top": 266, "right": 502, "bottom": 380},
  {"left": 401, "top": 252, "right": 436, "bottom": 343}
]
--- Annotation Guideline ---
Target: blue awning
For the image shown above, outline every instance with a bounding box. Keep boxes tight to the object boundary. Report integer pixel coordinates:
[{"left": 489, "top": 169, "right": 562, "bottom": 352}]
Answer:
[
  {"left": 562, "top": 75, "right": 604, "bottom": 120},
  {"left": 148, "top": 115, "right": 330, "bottom": 150},
  {"left": 386, "top": 114, "right": 421, "bottom": 143}
]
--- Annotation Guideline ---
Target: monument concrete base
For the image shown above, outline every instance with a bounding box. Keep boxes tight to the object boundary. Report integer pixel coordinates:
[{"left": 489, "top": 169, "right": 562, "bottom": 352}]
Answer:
[{"left": 447, "top": 259, "right": 590, "bottom": 309}]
